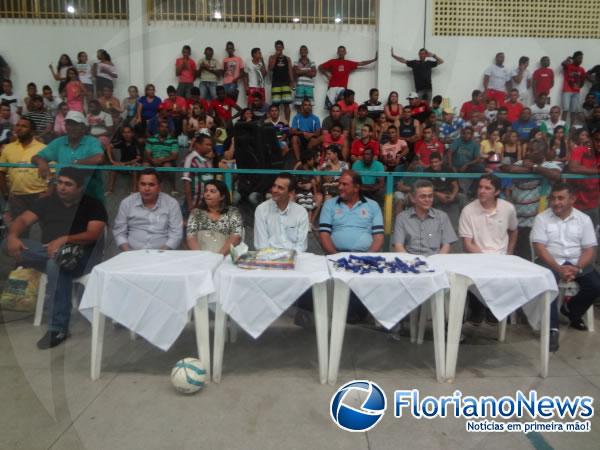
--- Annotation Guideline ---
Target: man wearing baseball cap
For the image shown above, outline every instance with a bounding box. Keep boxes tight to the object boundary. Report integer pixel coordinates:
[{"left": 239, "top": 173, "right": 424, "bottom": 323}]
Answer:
[
  {"left": 32, "top": 110, "right": 105, "bottom": 201},
  {"left": 407, "top": 92, "right": 430, "bottom": 123}
]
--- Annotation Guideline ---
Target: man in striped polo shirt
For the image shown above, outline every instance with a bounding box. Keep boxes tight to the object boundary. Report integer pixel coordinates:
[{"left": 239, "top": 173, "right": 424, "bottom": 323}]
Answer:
[
  {"left": 24, "top": 95, "right": 53, "bottom": 143},
  {"left": 145, "top": 120, "right": 178, "bottom": 195},
  {"left": 182, "top": 134, "right": 214, "bottom": 218}
]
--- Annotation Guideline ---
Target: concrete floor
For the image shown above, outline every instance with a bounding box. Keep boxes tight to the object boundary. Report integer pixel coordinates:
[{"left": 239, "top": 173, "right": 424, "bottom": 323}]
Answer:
[
  {"left": 1, "top": 171, "right": 599, "bottom": 450},
  {"left": 1, "top": 308, "right": 600, "bottom": 450}
]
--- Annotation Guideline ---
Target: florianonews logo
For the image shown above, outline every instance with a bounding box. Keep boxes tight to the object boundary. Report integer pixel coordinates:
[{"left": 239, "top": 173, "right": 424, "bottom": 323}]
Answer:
[{"left": 330, "top": 380, "right": 387, "bottom": 432}]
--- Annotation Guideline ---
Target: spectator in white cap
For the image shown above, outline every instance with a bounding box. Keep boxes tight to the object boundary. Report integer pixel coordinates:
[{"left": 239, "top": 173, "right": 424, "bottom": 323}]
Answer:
[
  {"left": 32, "top": 110, "right": 106, "bottom": 201},
  {"left": 407, "top": 91, "right": 431, "bottom": 123}
]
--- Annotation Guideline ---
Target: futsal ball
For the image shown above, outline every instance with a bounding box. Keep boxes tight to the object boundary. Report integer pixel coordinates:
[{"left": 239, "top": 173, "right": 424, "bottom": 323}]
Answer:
[{"left": 170, "top": 358, "right": 207, "bottom": 394}]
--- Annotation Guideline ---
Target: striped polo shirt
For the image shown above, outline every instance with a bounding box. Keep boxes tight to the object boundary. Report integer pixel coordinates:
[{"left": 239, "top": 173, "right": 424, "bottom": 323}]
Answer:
[{"left": 145, "top": 134, "right": 178, "bottom": 159}]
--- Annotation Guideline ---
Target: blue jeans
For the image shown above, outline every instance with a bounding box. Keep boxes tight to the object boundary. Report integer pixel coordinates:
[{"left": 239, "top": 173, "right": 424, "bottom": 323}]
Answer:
[
  {"left": 17, "top": 239, "right": 95, "bottom": 333},
  {"left": 199, "top": 81, "right": 217, "bottom": 100}
]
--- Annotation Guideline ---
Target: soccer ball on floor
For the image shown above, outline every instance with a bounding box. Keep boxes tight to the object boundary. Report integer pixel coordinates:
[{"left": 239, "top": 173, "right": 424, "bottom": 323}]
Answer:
[{"left": 170, "top": 358, "right": 207, "bottom": 394}]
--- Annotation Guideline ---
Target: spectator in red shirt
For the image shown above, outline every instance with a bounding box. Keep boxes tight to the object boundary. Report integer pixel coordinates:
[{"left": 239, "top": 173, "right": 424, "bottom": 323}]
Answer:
[
  {"left": 318, "top": 45, "right": 377, "bottom": 109},
  {"left": 415, "top": 127, "right": 445, "bottom": 168},
  {"left": 185, "top": 86, "right": 210, "bottom": 113},
  {"left": 175, "top": 45, "right": 197, "bottom": 99},
  {"left": 561, "top": 51, "right": 586, "bottom": 123},
  {"left": 336, "top": 89, "right": 358, "bottom": 120},
  {"left": 568, "top": 129, "right": 600, "bottom": 227},
  {"left": 210, "top": 85, "right": 241, "bottom": 126},
  {"left": 407, "top": 92, "right": 430, "bottom": 123},
  {"left": 532, "top": 56, "right": 554, "bottom": 99},
  {"left": 505, "top": 89, "right": 524, "bottom": 123},
  {"left": 161, "top": 85, "right": 188, "bottom": 135},
  {"left": 351, "top": 123, "right": 379, "bottom": 162},
  {"left": 460, "top": 90, "right": 486, "bottom": 121}
]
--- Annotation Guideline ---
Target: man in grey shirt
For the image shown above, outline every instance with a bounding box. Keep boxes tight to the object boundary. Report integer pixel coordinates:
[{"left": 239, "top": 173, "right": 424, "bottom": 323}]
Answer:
[
  {"left": 393, "top": 179, "right": 457, "bottom": 255},
  {"left": 113, "top": 168, "right": 183, "bottom": 251}
]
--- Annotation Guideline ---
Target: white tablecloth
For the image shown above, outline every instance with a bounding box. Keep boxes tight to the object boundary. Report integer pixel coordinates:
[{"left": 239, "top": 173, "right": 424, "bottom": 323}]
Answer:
[
  {"left": 79, "top": 250, "right": 223, "bottom": 351},
  {"left": 212, "top": 253, "right": 330, "bottom": 338},
  {"left": 327, "top": 253, "right": 449, "bottom": 329},
  {"left": 428, "top": 254, "right": 558, "bottom": 328}
]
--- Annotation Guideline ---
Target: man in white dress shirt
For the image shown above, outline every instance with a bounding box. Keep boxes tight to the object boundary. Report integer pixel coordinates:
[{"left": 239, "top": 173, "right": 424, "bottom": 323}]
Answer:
[
  {"left": 254, "top": 173, "right": 309, "bottom": 252},
  {"left": 531, "top": 182, "right": 600, "bottom": 352}
]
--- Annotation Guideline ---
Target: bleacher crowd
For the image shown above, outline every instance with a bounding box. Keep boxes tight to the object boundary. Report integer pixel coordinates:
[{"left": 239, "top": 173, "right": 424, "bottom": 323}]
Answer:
[{"left": 0, "top": 42, "right": 597, "bottom": 353}]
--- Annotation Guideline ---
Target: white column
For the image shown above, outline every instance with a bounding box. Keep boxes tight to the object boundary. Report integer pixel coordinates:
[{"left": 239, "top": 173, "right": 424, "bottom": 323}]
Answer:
[
  {"left": 376, "top": 0, "right": 394, "bottom": 94},
  {"left": 128, "top": 0, "right": 147, "bottom": 88}
]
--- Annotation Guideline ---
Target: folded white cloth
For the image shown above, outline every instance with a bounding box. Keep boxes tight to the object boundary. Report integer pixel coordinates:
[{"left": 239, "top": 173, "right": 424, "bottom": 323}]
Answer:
[
  {"left": 80, "top": 250, "right": 223, "bottom": 350},
  {"left": 328, "top": 252, "right": 449, "bottom": 329},
  {"left": 429, "top": 254, "right": 558, "bottom": 328},
  {"left": 213, "top": 253, "right": 330, "bottom": 338}
]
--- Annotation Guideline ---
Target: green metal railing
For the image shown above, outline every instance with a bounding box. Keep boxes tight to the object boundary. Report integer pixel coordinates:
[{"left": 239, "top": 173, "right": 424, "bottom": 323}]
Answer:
[{"left": 1, "top": 162, "right": 597, "bottom": 240}]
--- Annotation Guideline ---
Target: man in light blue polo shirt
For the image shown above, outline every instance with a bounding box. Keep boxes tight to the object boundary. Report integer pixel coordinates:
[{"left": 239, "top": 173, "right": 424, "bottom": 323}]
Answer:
[
  {"left": 318, "top": 169, "right": 384, "bottom": 323},
  {"left": 319, "top": 169, "right": 384, "bottom": 253},
  {"left": 32, "top": 111, "right": 105, "bottom": 201},
  {"left": 290, "top": 98, "right": 321, "bottom": 161}
]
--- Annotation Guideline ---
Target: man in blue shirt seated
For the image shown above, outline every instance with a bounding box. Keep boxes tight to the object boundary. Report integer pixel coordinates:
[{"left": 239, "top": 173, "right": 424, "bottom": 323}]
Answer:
[
  {"left": 318, "top": 169, "right": 384, "bottom": 323},
  {"left": 448, "top": 126, "right": 483, "bottom": 196},
  {"left": 319, "top": 169, "right": 384, "bottom": 254},
  {"left": 290, "top": 98, "right": 321, "bottom": 161},
  {"left": 31, "top": 111, "right": 105, "bottom": 202},
  {"left": 351, "top": 147, "right": 385, "bottom": 204},
  {"left": 511, "top": 107, "right": 538, "bottom": 142}
]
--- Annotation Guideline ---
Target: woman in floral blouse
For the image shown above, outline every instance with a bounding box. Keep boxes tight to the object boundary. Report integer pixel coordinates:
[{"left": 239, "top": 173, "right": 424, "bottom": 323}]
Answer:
[{"left": 186, "top": 180, "right": 243, "bottom": 255}]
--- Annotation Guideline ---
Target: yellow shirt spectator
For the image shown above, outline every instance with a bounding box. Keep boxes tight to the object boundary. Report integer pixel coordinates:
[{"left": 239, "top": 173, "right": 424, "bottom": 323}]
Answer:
[
  {"left": 0, "top": 139, "right": 48, "bottom": 195},
  {"left": 480, "top": 139, "right": 504, "bottom": 158}
]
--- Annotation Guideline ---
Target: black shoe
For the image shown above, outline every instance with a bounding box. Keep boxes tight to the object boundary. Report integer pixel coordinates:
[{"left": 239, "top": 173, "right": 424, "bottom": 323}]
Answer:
[
  {"left": 549, "top": 329, "right": 560, "bottom": 352},
  {"left": 569, "top": 318, "right": 588, "bottom": 331},
  {"left": 293, "top": 309, "right": 314, "bottom": 329},
  {"left": 468, "top": 310, "right": 484, "bottom": 326},
  {"left": 485, "top": 310, "right": 498, "bottom": 325},
  {"left": 37, "top": 331, "right": 69, "bottom": 349}
]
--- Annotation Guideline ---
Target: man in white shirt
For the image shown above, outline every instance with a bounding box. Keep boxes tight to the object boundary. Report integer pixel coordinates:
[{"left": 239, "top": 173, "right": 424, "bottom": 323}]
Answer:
[
  {"left": 540, "top": 106, "right": 568, "bottom": 137},
  {"left": 483, "top": 52, "right": 511, "bottom": 107},
  {"left": 531, "top": 182, "right": 600, "bottom": 352},
  {"left": 459, "top": 174, "right": 519, "bottom": 323},
  {"left": 511, "top": 56, "right": 532, "bottom": 104},
  {"left": 529, "top": 93, "right": 551, "bottom": 125},
  {"left": 254, "top": 173, "right": 309, "bottom": 252},
  {"left": 244, "top": 47, "right": 267, "bottom": 103}
]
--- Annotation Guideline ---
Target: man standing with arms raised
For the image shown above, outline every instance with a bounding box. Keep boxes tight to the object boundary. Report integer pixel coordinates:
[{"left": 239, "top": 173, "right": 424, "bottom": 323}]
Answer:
[
  {"left": 319, "top": 46, "right": 377, "bottom": 109},
  {"left": 392, "top": 48, "right": 444, "bottom": 102}
]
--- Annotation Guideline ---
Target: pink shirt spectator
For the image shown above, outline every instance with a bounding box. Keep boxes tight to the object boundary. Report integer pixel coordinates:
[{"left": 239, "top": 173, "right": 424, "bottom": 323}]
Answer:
[
  {"left": 223, "top": 56, "right": 244, "bottom": 84},
  {"left": 176, "top": 57, "right": 197, "bottom": 84},
  {"left": 65, "top": 80, "right": 84, "bottom": 112},
  {"left": 459, "top": 198, "right": 518, "bottom": 254}
]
